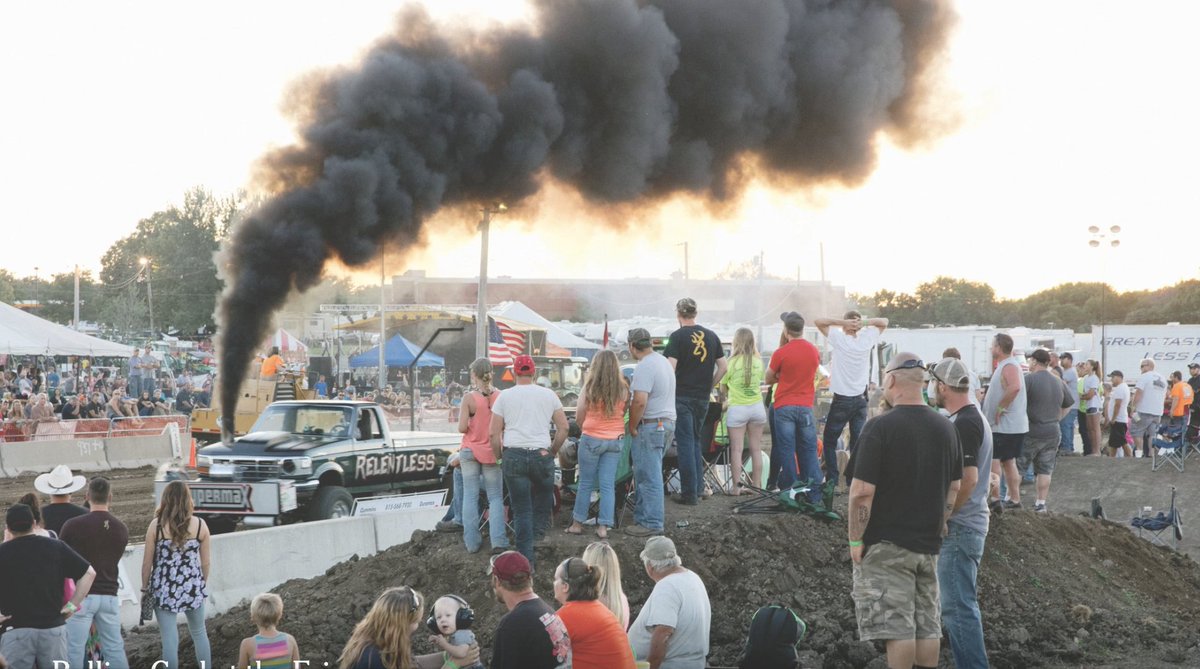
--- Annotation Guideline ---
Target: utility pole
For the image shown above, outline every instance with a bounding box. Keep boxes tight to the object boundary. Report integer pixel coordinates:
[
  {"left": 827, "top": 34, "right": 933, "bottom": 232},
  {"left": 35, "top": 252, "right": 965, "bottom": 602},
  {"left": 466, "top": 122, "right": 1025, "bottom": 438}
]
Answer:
[
  {"left": 73, "top": 265, "right": 80, "bottom": 329},
  {"left": 475, "top": 204, "right": 507, "bottom": 360},
  {"left": 379, "top": 254, "right": 387, "bottom": 391},
  {"left": 676, "top": 242, "right": 689, "bottom": 282},
  {"left": 33, "top": 266, "right": 39, "bottom": 310},
  {"left": 139, "top": 257, "right": 154, "bottom": 338}
]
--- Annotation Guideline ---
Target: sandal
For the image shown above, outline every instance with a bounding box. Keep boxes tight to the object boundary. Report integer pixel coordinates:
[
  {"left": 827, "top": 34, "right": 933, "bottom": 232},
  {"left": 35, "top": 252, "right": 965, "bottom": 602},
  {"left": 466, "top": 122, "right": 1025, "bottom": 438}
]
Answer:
[
  {"left": 595, "top": 527, "right": 609, "bottom": 540},
  {"left": 563, "top": 526, "right": 584, "bottom": 536}
]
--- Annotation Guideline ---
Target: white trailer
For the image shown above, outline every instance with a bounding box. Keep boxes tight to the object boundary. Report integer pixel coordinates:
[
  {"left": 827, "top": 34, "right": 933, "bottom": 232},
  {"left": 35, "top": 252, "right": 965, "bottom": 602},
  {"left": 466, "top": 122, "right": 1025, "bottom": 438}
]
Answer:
[
  {"left": 1086, "top": 323, "right": 1200, "bottom": 377},
  {"left": 878, "top": 327, "right": 1079, "bottom": 382}
]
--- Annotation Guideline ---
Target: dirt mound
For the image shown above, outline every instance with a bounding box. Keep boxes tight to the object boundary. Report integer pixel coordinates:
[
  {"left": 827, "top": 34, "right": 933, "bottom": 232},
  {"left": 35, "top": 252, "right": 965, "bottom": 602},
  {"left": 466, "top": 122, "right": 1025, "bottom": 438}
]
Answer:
[{"left": 125, "top": 496, "right": 1200, "bottom": 668}]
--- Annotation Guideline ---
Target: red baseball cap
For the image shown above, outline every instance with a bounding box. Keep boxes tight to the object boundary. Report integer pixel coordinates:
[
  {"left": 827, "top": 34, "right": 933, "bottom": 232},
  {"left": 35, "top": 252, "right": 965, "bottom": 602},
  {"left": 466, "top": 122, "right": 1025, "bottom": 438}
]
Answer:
[
  {"left": 488, "top": 550, "right": 532, "bottom": 581},
  {"left": 513, "top": 355, "right": 536, "bottom": 376}
]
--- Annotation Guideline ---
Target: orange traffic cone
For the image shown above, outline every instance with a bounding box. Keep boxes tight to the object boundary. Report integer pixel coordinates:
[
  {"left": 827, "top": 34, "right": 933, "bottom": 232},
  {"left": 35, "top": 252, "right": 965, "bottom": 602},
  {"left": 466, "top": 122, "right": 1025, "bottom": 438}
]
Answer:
[{"left": 189, "top": 438, "right": 197, "bottom": 468}]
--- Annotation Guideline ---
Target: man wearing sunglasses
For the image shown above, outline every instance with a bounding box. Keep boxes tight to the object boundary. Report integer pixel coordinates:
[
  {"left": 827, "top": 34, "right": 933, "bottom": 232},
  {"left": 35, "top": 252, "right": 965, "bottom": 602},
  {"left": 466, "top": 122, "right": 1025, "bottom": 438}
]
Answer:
[
  {"left": 980, "top": 333, "right": 1028, "bottom": 510},
  {"left": 847, "top": 352, "right": 962, "bottom": 669}
]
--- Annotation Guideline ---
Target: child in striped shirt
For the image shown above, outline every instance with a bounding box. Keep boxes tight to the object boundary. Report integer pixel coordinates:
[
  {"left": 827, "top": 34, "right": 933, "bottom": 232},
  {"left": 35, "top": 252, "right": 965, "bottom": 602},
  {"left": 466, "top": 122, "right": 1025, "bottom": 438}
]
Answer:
[{"left": 238, "top": 593, "right": 301, "bottom": 669}]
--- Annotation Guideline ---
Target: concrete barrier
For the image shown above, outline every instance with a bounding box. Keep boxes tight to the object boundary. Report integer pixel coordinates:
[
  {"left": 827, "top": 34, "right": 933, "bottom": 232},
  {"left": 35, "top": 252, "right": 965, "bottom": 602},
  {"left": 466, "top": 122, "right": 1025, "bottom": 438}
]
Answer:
[
  {"left": 118, "top": 505, "right": 444, "bottom": 629},
  {"left": 104, "top": 434, "right": 175, "bottom": 469},
  {"left": 0, "top": 436, "right": 110, "bottom": 477}
]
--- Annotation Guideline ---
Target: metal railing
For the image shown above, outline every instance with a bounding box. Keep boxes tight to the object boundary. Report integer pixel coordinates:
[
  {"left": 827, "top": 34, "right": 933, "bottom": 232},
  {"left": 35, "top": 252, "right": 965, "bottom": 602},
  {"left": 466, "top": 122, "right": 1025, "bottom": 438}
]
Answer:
[{"left": 0, "top": 415, "right": 191, "bottom": 443}]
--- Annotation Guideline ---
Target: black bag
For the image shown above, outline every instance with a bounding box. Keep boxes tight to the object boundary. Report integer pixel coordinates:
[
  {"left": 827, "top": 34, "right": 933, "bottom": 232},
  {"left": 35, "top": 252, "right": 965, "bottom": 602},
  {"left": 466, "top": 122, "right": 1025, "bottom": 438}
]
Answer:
[
  {"left": 139, "top": 524, "right": 161, "bottom": 625},
  {"left": 738, "top": 605, "right": 806, "bottom": 669}
]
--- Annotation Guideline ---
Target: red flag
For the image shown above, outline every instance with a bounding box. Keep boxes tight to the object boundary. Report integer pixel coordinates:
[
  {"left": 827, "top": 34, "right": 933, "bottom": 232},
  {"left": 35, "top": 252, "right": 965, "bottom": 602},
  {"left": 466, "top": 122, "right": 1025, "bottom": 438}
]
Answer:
[{"left": 602, "top": 313, "right": 609, "bottom": 348}]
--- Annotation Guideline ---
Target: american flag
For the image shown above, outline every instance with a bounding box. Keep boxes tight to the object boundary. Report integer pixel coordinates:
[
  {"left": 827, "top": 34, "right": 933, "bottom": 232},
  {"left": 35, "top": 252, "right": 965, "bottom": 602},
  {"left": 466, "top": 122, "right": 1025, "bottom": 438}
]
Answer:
[{"left": 488, "top": 318, "right": 526, "bottom": 365}]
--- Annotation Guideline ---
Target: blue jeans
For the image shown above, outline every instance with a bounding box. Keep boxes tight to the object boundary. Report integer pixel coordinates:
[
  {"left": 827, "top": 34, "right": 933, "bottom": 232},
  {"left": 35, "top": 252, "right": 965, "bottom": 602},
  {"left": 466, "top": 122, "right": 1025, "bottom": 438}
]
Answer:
[
  {"left": 66, "top": 594, "right": 129, "bottom": 669},
  {"left": 631, "top": 419, "right": 673, "bottom": 531},
  {"left": 155, "top": 604, "right": 211, "bottom": 669},
  {"left": 501, "top": 447, "right": 555, "bottom": 568},
  {"left": 772, "top": 405, "right": 822, "bottom": 501},
  {"left": 461, "top": 448, "right": 507, "bottom": 552},
  {"left": 822, "top": 393, "right": 867, "bottom": 485},
  {"left": 939, "top": 525, "right": 988, "bottom": 669},
  {"left": 1059, "top": 410, "right": 1077, "bottom": 453},
  {"left": 673, "top": 397, "right": 710, "bottom": 500},
  {"left": 573, "top": 435, "right": 623, "bottom": 527},
  {"left": 441, "top": 466, "right": 464, "bottom": 525}
]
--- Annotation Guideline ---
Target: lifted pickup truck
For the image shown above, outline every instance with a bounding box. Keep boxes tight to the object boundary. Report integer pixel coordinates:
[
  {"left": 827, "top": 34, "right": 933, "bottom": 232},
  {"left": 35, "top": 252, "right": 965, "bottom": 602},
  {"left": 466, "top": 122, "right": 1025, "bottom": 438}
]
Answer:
[{"left": 163, "top": 400, "right": 460, "bottom": 532}]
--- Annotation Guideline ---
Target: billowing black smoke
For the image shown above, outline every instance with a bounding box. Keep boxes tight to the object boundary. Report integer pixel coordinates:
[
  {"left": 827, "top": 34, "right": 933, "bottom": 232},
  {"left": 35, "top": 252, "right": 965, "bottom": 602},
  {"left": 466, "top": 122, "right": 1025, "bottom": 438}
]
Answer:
[{"left": 216, "top": 0, "right": 955, "bottom": 433}]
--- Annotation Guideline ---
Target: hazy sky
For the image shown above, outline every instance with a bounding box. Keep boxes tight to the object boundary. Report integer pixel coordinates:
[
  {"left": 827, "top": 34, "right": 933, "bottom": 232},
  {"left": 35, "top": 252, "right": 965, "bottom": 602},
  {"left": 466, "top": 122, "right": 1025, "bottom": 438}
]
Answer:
[{"left": 2, "top": 1, "right": 1198, "bottom": 299}]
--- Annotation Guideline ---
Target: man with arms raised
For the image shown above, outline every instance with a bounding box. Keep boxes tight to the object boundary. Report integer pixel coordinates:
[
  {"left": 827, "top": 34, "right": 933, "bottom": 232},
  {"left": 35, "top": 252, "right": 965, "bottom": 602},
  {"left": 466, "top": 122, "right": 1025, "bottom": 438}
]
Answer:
[
  {"left": 816, "top": 311, "right": 888, "bottom": 488},
  {"left": 847, "top": 353, "right": 962, "bottom": 669},
  {"left": 930, "top": 357, "right": 991, "bottom": 669}
]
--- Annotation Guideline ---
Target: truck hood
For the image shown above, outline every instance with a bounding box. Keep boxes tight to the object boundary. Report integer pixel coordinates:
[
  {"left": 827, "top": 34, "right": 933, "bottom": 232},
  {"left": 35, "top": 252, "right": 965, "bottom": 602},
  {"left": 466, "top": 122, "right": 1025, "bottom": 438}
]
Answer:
[{"left": 210, "top": 431, "right": 343, "bottom": 453}]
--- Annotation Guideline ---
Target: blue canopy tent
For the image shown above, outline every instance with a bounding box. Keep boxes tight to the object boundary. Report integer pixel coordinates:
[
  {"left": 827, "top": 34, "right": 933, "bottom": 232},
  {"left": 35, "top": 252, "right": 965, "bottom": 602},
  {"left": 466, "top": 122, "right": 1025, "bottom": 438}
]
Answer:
[{"left": 348, "top": 334, "right": 445, "bottom": 369}]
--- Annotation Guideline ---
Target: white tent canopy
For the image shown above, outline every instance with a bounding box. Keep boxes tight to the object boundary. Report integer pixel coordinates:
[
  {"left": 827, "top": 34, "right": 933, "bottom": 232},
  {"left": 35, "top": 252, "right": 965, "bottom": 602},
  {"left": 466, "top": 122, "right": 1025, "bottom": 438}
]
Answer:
[
  {"left": 491, "top": 301, "right": 601, "bottom": 354},
  {"left": 0, "top": 302, "right": 135, "bottom": 357}
]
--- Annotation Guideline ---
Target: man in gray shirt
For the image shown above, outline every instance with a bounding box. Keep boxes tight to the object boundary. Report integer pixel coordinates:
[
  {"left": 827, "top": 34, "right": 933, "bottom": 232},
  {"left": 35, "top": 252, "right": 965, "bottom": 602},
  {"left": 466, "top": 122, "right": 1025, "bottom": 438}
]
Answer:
[
  {"left": 626, "top": 328, "right": 676, "bottom": 537},
  {"left": 1021, "top": 350, "right": 1074, "bottom": 513},
  {"left": 931, "top": 357, "right": 992, "bottom": 669},
  {"left": 1058, "top": 352, "right": 1080, "bottom": 455}
]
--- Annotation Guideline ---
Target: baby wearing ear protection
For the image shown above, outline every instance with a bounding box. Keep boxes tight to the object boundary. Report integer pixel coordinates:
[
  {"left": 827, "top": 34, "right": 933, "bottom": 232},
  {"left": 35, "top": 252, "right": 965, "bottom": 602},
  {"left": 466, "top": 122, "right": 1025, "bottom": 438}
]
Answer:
[{"left": 427, "top": 594, "right": 485, "bottom": 669}]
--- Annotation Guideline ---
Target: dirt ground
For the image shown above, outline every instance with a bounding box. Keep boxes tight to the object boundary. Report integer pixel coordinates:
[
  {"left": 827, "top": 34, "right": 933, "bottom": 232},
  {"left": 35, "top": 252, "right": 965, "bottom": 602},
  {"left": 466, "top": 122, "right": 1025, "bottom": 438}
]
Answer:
[
  {"left": 121, "top": 482, "right": 1200, "bottom": 669},
  {"left": 0, "top": 465, "right": 160, "bottom": 537}
]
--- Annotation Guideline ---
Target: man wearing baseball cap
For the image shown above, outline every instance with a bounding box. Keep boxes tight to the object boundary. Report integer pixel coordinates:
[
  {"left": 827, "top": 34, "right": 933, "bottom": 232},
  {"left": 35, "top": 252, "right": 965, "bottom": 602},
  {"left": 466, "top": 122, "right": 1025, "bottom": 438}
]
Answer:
[
  {"left": 626, "top": 327, "right": 676, "bottom": 537},
  {"left": 628, "top": 537, "right": 710, "bottom": 669},
  {"left": 488, "top": 551, "right": 572, "bottom": 668},
  {"left": 663, "top": 298, "right": 725, "bottom": 506},
  {"left": 490, "top": 355, "right": 570, "bottom": 568},
  {"left": 0, "top": 504, "right": 97, "bottom": 669},
  {"left": 1020, "top": 349, "right": 1074, "bottom": 513}
]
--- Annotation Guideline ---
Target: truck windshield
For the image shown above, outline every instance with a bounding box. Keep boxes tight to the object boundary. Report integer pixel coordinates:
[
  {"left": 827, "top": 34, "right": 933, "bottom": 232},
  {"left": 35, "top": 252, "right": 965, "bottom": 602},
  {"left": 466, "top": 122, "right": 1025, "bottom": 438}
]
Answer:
[{"left": 252, "top": 405, "right": 354, "bottom": 437}]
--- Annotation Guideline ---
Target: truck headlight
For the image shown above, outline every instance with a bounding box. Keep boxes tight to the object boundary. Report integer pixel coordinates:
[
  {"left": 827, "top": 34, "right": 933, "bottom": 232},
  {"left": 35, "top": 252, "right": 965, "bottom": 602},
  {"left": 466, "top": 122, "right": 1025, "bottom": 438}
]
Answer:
[
  {"left": 196, "top": 455, "right": 211, "bottom": 474},
  {"left": 282, "top": 457, "right": 313, "bottom": 476}
]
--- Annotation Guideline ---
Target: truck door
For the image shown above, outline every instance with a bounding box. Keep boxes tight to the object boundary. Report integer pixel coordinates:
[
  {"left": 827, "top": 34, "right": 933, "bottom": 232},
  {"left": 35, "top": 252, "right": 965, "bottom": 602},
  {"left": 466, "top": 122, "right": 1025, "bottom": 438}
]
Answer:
[{"left": 347, "top": 407, "right": 389, "bottom": 494}]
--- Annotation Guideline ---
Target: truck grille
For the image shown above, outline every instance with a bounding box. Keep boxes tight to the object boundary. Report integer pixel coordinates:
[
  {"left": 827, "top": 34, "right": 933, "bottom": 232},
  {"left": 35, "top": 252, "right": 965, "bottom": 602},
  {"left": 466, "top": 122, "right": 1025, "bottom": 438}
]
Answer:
[{"left": 215, "top": 459, "right": 281, "bottom": 482}]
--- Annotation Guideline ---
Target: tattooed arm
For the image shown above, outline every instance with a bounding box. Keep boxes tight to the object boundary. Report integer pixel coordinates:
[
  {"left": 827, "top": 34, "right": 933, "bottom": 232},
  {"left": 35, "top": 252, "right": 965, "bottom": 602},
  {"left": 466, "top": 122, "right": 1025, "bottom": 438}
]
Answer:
[
  {"left": 848, "top": 478, "right": 876, "bottom": 564},
  {"left": 943, "top": 478, "right": 962, "bottom": 535}
]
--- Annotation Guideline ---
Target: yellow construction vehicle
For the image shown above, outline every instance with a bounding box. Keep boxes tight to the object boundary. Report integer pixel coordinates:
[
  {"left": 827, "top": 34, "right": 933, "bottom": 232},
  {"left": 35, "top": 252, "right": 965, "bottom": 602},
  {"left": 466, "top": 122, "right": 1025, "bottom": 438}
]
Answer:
[{"left": 191, "top": 372, "right": 315, "bottom": 444}]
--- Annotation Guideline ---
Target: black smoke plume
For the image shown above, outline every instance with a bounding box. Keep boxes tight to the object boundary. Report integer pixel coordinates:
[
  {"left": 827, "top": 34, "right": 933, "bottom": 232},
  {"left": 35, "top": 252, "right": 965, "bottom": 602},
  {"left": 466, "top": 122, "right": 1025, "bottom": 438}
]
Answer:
[{"left": 216, "top": 0, "right": 956, "bottom": 433}]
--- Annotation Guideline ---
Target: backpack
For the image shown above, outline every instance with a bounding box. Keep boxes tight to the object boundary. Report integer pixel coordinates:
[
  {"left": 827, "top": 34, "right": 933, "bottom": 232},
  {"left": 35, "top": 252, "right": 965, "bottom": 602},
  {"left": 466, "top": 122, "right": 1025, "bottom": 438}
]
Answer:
[{"left": 738, "top": 605, "right": 806, "bottom": 669}]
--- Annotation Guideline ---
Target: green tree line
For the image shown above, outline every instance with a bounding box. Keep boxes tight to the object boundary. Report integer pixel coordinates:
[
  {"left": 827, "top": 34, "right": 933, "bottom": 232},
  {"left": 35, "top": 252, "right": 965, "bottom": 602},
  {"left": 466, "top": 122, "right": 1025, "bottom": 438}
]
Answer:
[{"left": 853, "top": 276, "right": 1200, "bottom": 331}]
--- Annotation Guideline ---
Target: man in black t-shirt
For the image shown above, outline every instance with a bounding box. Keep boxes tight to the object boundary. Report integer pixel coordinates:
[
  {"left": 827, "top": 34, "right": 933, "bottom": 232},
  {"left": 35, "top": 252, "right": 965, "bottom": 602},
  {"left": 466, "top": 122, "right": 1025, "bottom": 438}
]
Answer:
[
  {"left": 488, "top": 551, "right": 571, "bottom": 669},
  {"left": 663, "top": 297, "right": 726, "bottom": 506},
  {"left": 847, "top": 353, "right": 962, "bottom": 669},
  {"left": 0, "top": 503, "right": 97, "bottom": 669},
  {"left": 60, "top": 477, "right": 131, "bottom": 669},
  {"left": 59, "top": 394, "right": 82, "bottom": 420}
]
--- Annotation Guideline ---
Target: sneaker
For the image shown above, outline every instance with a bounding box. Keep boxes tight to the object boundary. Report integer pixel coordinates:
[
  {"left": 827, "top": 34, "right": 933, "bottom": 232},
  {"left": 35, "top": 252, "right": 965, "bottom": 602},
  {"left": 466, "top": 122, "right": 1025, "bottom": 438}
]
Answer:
[
  {"left": 1003, "top": 500, "right": 1022, "bottom": 510},
  {"left": 435, "top": 520, "right": 463, "bottom": 533},
  {"left": 623, "top": 523, "right": 663, "bottom": 537},
  {"left": 989, "top": 499, "right": 1005, "bottom": 515},
  {"left": 1034, "top": 503, "right": 1047, "bottom": 513},
  {"left": 671, "top": 495, "right": 699, "bottom": 506}
]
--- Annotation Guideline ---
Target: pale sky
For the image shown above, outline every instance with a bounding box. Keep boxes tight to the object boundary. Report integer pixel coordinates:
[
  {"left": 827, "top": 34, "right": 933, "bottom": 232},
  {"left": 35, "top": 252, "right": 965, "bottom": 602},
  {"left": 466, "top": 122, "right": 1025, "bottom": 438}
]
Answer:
[{"left": 2, "top": 1, "right": 1198, "bottom": 299}]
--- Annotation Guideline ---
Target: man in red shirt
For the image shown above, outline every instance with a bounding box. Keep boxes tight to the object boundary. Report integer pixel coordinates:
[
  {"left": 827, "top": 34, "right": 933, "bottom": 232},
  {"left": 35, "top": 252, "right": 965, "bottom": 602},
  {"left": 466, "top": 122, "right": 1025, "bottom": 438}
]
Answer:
[{"left": 765, "top": 312, "right": 823, "bottom": 503}]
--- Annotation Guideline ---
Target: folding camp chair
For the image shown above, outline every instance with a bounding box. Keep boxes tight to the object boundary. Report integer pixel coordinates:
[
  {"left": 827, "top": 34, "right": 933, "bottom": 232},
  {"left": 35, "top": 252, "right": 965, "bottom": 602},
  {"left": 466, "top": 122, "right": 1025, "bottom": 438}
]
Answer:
[
  {"left": 1152, "top": 424, "right": 1186, "bottom": 472},
  {"left": 702, "top": 409, "right": 737, "bottom": 494},
  {"left": 732, "top": 481, "right": 841, "bottom": 521},
  {"left": 663, "top": 401, "right": 725, "bottom": 495},
  {"left": 1131, "top": 486, "right": 1183, "bottom": 549}
]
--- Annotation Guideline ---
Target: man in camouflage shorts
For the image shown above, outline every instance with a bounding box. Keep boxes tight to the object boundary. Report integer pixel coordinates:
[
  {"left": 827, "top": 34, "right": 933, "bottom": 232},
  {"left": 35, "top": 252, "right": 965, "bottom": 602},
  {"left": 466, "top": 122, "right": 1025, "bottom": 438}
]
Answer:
[{"left": 846, "top": 353, "right": 963, "bottom": 669}]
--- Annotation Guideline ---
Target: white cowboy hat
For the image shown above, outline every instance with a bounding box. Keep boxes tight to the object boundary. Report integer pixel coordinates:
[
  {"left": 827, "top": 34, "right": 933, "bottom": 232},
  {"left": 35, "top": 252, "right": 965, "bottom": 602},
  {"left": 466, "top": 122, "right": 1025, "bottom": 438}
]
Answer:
[{"left": 34, "top": 465, "right": 87, "bottom": 496}]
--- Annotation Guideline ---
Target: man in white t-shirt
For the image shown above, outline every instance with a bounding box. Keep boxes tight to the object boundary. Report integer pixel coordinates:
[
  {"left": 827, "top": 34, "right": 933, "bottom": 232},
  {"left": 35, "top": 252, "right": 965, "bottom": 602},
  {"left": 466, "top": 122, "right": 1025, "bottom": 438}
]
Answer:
[
  {"left": 815, "top": 311, "right": 888, "bottom": 487},
  {"left": 628, "top": 536, "right": 710, "bottom": 669},
  {"left": 1104, "top": 370, "right": 1132, "bottom": 457},
  {"left": 1130, "top": 359, "right": 1168, "bottom": 457},
  {"left": 490, "top": 355, "right": 569, "bottom": 569}
]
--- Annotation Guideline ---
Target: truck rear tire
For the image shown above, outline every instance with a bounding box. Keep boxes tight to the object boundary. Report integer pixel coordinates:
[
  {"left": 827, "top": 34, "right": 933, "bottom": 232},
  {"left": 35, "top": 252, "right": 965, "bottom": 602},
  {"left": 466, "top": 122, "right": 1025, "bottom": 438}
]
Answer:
[{"left": 309, "top": 486, "right": 354, "bottom": 521}]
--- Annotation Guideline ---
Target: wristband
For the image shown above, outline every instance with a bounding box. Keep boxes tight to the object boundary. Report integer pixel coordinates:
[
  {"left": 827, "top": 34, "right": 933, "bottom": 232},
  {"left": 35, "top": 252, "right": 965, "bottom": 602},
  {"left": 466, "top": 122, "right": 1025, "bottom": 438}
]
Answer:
[
  {"left": 64, "top": 602, "right": 78, "bottom": 614},
  {"left": 848, "top": 540, "right": 863, "bottom": 547}
]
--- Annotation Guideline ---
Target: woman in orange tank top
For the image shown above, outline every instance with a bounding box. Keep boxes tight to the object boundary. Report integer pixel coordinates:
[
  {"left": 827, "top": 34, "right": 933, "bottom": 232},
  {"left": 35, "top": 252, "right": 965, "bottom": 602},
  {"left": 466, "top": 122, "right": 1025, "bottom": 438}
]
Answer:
[
  {"left": 565, "top": 351, "right": 628, "bottom": 540},
  {"left": 458, "top": 358, "right": 509, "bottom": 554}
]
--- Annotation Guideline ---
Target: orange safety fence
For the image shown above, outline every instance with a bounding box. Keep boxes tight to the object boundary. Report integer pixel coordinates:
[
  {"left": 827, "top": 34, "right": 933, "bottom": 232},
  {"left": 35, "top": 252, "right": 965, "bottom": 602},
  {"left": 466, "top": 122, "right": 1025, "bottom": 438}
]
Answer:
[
  {"left": 0, "top": 416, "right": 190, "bottom": 443},
  {"left": 108, "top": 415, "right": 189, "bottom": 439}
]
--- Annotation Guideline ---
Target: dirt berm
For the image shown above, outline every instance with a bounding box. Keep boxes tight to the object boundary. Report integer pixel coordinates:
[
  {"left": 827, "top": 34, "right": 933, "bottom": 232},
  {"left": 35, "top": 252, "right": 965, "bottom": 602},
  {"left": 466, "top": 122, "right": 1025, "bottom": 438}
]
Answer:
[{"left": 126, "top": 495, "right": 1200, "bottom": 668}]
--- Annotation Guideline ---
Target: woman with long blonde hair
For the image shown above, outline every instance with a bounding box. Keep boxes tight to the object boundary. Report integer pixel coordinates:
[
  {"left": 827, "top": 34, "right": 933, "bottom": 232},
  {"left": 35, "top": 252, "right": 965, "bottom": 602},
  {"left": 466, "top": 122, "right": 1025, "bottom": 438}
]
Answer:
[
  {"left": 581, "top": 541, "right": 630, "bottom": 630},
  {"left": 141, "top": 480, "right": 211, "bottom": 669},
  {"left": 565, "top": 351, "right": 628, "bottom": 540},
  {"left": 719, "top": 328, "right": 766, "bottom": 494},
  {"left": 339, "top": 587, "right": 424, "bottom": 669},
  {"left": 459, "top": 357, "right": 508, "bottom": 554}
]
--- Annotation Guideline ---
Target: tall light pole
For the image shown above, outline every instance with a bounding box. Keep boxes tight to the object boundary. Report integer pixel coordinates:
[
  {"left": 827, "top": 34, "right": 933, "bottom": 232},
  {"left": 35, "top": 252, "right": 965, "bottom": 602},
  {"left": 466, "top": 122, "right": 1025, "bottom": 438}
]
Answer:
[
  {"left": 139, "top": 257, "right": 154, "bottom": 339},
  {"left": 33, "top": 266, "right": 39, "bottom": 310},
  {"left": 1087, "top": 225, "right": 1121, "bottom": 370},
  {"left": 676, "top": 242, "right": 689, "bottom": 282},
  {"left": 379, "top": 253, "right": 387, "bottom": 391},
  {"left": 475, "top": 204, "right": 507, "bottom": 360}
]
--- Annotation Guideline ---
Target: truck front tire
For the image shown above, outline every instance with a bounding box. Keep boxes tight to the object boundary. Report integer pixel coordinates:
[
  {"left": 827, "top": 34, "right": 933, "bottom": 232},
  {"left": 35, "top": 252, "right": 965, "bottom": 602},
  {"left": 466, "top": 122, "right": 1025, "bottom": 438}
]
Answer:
[{"left": 309, "top": 486, "right": 355, "bottom": 521}]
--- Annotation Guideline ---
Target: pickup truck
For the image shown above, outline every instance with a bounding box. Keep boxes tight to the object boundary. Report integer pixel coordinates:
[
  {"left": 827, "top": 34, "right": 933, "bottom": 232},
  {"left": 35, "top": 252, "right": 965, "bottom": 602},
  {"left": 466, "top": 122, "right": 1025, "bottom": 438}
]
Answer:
[{"left": 163, "top": 400, "right": 460, "bottom": 532}]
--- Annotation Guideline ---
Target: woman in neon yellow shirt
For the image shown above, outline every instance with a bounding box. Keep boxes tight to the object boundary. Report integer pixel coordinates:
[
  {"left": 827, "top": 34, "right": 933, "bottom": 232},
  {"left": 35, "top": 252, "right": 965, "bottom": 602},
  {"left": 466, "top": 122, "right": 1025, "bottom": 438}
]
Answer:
[{"left": 720, "top": 328, "right": 767, "bottom": 494}]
